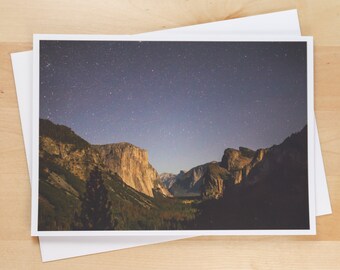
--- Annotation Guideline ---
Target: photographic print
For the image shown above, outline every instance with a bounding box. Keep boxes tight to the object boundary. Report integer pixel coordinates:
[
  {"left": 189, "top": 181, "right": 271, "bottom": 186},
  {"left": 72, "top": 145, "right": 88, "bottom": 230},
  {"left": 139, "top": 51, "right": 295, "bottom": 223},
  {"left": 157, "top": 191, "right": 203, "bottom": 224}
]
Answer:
[{"left": 32, "top": 36, "right": 314, "bottom": 235}]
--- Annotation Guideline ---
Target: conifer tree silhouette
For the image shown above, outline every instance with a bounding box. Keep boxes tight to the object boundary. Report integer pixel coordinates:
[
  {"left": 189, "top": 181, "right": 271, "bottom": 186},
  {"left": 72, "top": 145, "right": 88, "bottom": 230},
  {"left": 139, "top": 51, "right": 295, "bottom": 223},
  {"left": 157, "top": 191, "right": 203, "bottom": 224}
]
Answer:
[{"left": 74, "top": 166, "right": 115, "bottom": 230}]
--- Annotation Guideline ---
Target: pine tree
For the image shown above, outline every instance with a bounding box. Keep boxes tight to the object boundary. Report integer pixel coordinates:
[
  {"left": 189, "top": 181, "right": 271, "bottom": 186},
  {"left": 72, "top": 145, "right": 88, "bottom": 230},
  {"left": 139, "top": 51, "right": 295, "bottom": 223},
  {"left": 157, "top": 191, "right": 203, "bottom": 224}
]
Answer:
[{"left": 74, "top": 166, "right": 115, "bottom": 230}]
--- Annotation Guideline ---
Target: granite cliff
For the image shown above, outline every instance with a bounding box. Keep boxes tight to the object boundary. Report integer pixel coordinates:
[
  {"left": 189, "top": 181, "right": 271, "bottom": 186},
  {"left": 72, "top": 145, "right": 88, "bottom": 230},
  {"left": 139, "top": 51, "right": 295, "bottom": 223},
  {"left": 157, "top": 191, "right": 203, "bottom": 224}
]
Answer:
[
  {"left": 167, "top": 146, "right": 266, "bottom": 199},
  {"left": 94, "top": 143, "right": 158, "bottom": 197},
  {"left": 40, "top": 119, "right": 161, "bottom": 198}
]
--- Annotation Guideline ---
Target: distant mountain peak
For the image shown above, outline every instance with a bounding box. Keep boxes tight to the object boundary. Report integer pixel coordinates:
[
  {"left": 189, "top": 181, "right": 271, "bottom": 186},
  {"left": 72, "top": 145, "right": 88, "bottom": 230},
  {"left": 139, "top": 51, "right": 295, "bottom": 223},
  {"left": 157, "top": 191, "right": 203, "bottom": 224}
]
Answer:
[{"left": 158, "top": 172, "right": 177, "bottom": 189}]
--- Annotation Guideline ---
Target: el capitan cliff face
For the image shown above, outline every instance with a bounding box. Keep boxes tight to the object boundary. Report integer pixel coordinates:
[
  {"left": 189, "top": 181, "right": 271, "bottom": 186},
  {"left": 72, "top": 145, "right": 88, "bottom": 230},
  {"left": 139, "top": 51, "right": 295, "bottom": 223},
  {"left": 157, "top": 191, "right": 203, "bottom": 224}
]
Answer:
[
  {"left": 93, "top": 143, "right": 158, "bottom": 197},
  {"left": 39, "top": 119, "right": 159, "bottom": 197}
]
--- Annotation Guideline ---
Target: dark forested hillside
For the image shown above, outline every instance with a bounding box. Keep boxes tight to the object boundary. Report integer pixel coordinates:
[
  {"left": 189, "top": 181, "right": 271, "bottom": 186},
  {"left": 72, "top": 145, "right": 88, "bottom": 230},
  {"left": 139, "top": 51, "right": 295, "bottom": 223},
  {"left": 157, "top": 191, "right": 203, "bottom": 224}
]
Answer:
[{"left": 194, "top": 126, "right": 309, "bottom": 230}]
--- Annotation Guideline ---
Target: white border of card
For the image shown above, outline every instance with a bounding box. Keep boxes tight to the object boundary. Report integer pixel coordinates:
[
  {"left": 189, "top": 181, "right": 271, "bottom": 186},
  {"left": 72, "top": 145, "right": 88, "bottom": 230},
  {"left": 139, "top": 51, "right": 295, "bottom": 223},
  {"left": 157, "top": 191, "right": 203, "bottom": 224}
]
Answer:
[
  {"left": 31, "top": 34, "right": 315, "bottom": 236},
  {"left": 11, "top": 10, "right": 330, "bottom": 261}
]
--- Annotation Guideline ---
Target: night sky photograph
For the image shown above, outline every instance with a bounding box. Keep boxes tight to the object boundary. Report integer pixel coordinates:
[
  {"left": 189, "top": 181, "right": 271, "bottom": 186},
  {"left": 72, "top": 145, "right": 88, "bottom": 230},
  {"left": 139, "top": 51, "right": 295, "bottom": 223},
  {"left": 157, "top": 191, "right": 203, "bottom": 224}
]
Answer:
[{"left": 39, "top": 40, "right": 307, "bottom": 174}]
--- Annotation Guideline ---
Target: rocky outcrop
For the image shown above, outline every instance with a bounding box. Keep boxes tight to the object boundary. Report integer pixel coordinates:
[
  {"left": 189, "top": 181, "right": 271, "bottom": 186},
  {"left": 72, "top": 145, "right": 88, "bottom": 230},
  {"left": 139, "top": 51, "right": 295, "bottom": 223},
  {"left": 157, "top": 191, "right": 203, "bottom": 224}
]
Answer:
[
  {"left": 168, "top": 146, "right": 267, "bottom": 199},
  {"left": 93, "top": 143, "right": 158, "bottom": 197},
  {"left": 40, "top": 136, "right": 99, "bottom": 181},
  {"left": 220, "top": 147, "right": 254, "bottom": 184},
  {"left": 221, "top": 148, "right": 254, "bottom": 171},
  {"left": 199, "top": 163, "right": 229, "bottom": 199},
  {"left": 240, "top": 148, "right": 268, "bottom": 183},
  {"left": 170, "top": 162, "right": 213, "bottom": 197}
]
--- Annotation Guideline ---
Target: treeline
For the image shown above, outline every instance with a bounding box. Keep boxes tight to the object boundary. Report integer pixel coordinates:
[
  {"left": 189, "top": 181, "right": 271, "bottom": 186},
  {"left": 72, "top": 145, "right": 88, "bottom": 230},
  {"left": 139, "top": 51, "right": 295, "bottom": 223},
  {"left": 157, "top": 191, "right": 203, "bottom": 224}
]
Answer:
[{"left": 39, "top": 159, "right": 197, "bottom": 231}]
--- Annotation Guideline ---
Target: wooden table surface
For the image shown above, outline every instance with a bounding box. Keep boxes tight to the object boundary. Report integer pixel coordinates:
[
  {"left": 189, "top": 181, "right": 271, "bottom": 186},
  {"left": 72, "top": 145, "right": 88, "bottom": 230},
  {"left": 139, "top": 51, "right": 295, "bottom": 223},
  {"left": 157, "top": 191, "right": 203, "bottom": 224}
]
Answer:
[{"left": 0, "top": 0, "right": 339, "bottom": 269}]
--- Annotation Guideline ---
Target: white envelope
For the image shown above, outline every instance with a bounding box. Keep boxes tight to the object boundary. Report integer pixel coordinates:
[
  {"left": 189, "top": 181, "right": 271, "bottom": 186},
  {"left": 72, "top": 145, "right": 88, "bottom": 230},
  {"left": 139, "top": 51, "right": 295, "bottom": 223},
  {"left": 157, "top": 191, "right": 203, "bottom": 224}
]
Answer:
[{"left": 11, "top": 9, "right": 331, "bottom": 262}]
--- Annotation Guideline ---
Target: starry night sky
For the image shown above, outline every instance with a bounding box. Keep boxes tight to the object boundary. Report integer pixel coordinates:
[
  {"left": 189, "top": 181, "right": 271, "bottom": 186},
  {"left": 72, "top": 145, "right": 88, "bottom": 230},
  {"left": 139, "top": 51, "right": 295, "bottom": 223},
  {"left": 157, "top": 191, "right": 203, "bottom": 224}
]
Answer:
[{"left": 40, "top": 40, "right": 307, "bottom": 174}]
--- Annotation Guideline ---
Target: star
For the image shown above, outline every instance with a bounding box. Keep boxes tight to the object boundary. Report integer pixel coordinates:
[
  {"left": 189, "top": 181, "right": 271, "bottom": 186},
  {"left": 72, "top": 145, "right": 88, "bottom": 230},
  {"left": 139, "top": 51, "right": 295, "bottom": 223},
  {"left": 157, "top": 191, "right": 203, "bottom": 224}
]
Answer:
[{"left": 39, "top": 40, "right": 307, "bottom": 173}]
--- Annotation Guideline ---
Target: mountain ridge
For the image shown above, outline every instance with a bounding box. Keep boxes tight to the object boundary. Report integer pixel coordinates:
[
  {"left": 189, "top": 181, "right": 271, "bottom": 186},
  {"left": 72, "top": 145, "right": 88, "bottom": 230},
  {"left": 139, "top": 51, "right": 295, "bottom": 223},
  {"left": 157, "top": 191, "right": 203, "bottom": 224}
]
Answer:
[
  {"left": 39, "top": 118, "right": 309, "bottom": 230},
  {"left": 195, "top": 125, "right": 309, "bottom": 230}
]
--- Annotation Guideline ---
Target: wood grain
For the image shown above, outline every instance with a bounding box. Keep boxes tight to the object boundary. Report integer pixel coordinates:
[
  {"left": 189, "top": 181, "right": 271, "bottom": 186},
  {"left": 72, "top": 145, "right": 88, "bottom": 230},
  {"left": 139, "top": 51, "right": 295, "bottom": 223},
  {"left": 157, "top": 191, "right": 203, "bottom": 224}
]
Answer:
[{"left": 0, "top": 0, "right": 339, "bottom": 268}]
